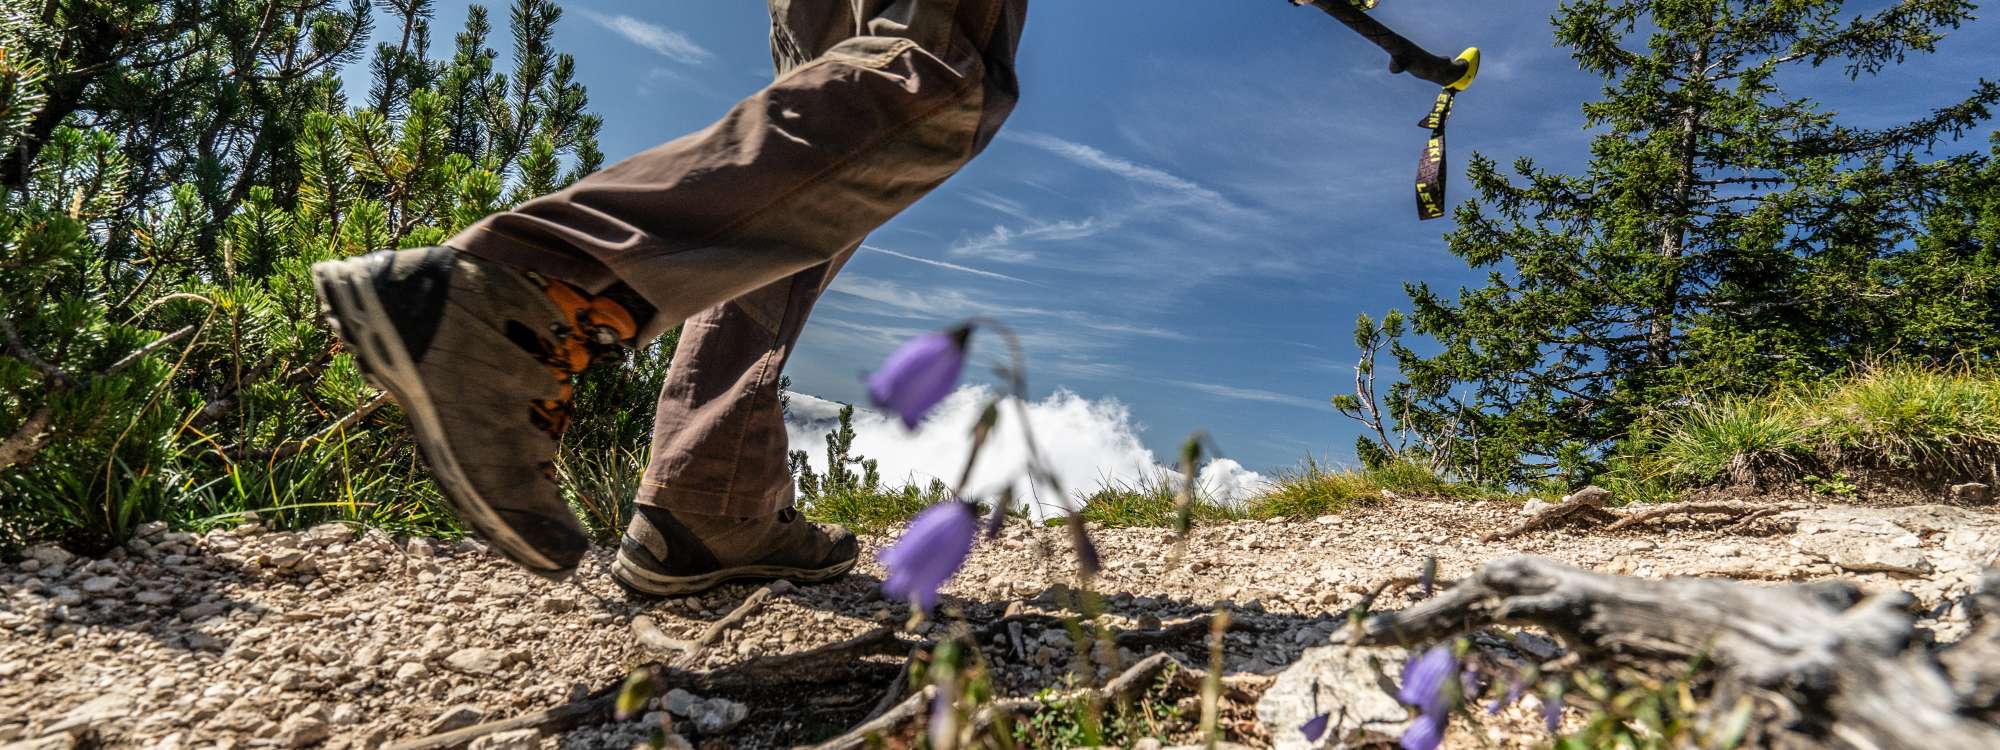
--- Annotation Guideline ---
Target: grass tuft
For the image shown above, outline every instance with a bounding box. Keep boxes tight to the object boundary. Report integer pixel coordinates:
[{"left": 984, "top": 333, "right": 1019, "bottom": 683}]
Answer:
[
  {"left": 1243, "top": 458, "right": 1476, "bottom": 519},
  {"left": 803, "top": 479, "right": 955, "bottom": 535},
  {"left": 1074, "top": 472, "right": 1242, "bottom": 528},
  {"left": 1610, "top": 364, "right": 2000, "bottom": 497},
  {"left": 1810, "top": 364, "right": 2000, "bottom": 476}
]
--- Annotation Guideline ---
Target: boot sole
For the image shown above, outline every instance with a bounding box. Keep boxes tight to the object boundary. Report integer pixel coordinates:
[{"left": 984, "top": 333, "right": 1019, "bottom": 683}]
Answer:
[
  {"left": 609, "top": 547, "right": 857, "bottom": 598},
  {"left": 311, "top": 252, "right": 574, "bottom": 579}
]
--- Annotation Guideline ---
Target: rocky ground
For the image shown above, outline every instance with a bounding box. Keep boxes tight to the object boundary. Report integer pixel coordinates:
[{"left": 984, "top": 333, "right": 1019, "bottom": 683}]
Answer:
[{"left": 3, "top": 494, "right": 1997, "bottom": 749}]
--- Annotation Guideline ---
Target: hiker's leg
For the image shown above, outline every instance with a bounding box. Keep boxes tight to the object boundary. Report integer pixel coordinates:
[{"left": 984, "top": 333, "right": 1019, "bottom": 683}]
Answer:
[
  {"left": 631, "top": 248, "right": 854, "bottom": 518},
  {"left": 446, "top": 0, "right": 1027, "bottom": 343},
  {"left": 601, "top": 0, "right": 1026, "bottom": 596}
]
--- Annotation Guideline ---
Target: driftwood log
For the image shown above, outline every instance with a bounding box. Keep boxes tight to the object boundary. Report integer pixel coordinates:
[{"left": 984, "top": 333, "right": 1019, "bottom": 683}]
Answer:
[{"left": 1341, "top": 556, "right": 2000, "bottom": 750}]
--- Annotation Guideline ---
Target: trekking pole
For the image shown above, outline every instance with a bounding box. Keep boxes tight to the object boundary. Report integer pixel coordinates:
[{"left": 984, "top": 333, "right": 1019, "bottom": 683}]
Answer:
[{"left": 1293, "top": 0, "right": 1482, "bottom": 219}]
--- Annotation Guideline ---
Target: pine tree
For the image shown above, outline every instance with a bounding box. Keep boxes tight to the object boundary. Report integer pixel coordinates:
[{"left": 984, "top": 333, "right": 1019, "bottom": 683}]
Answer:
[
  {"left": 1353, "top": 0, "right": 1998, "bottom": 485},
  {"left": 1, "top": 1, "right": 627, "bottom": 549},
  {"left": 791, "top": 405, "right": 882, "bottom": 504}
]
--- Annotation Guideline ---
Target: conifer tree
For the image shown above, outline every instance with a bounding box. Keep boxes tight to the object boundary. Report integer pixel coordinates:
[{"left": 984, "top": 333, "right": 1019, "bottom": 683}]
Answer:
[
  {"left": 1353, "top": 0, "right": 1998, "bottom": 484},
  {"left": 0, "top": 0, "right": 627, "bottom": 548}
]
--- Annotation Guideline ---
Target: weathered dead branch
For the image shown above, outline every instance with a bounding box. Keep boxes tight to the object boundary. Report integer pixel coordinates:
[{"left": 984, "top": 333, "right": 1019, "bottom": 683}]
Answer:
[
  {"left": 1605, "top": 500, "right": 1795, "bottom": 532},
  {"left": 632, "top": 584, "right": 775, "bottom": 668},
  {"left": 809, "top": 652, "right": 1201, "bottom": 750},
  {"left": 386, "top": 625, "right": 902, "bottom": 750},
  {"left": 1483, "top": 501, "right": 1619, "bottom": 542},
  {"left": 1341, "top": 555, "right": 2000, "bottom": 750}
]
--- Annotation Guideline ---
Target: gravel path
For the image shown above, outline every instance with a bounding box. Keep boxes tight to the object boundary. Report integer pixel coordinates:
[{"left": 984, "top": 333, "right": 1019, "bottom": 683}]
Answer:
[{"left": 4, "top": 497, "right": 1996, "bottom": 749}]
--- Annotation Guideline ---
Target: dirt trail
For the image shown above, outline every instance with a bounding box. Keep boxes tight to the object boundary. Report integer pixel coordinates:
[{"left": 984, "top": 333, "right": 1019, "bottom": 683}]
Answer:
[{"left": 4, "top": 497, "right": 1996, "bottom": 749}]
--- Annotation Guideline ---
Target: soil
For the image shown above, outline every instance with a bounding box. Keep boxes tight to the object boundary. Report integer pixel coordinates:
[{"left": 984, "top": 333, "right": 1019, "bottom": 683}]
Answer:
[{"left": 3, "top": 492, "right": 1996, "bottom": 749}]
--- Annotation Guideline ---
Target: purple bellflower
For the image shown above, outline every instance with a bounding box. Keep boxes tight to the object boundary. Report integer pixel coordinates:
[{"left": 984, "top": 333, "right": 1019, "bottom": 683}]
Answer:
[
  {"left": 866, "top": 326, "right": 971, "bottom": 429},
  {"left": 1301, "top": 712, "right": 1330, "bottom": 743},
  {"left": 880, "top": 500, "right": 978, "bottom": 611},
  {"left": 1396, "top": 644, "right": 1460, "bottom": 750},
  {"left": 1489, "top": 678, "right": 1527, "bottom": 715},
  {"left": 1400, "top": 713, "right": 1448, "bottom": 750}
]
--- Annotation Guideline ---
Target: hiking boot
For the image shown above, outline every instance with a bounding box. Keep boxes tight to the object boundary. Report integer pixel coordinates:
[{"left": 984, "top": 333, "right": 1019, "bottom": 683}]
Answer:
[
  {"left": 611, "top": 505, "right": 859, "bottom": 597},
  {"left": 310, "top": 246, "right": 642, "bottom": 579}
]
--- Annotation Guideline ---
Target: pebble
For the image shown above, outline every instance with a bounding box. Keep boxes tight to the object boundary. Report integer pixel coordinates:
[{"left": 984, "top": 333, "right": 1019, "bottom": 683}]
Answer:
[
  {"left": 428, "top": 704, "right": 485, "bottom": 734},
  {"left": 277, "top": 715, "right": 329, "bottom": 748},
  {"left": 445, "top": 647, "right": 506, "bottom": 676},
  {"left": 79, "top": 577, "right": 118, "bottom": 594}
]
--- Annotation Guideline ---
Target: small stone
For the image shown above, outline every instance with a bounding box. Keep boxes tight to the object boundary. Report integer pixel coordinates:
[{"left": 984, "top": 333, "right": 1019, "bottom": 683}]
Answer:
[
  {"left": 394, "top": 662, "right": 428, "bottom": 682},
  {"left": 135, "top": 590, "right": 174, "bottom": 606},
  {"left": 1563, "top": 485, "right": 1611, "bottom": 507},
  {"left": 80, "top": 576, "right": 118, "bottom": 594},
  {"left": 181, "top": 601, "right": 229, "bottom": 620},
  {"left": 267, "top": 549, "right": 306, "bottom": 569},
  {"left": 1519, "top": 498, "right": 1551, "bottom": 516},
  {"left": 278, "top": 715, "right": 330, "bottom": 748},
  {"left": 26, "top": 544, "right": 74, "bottom": 567},
  {"left": 406, "top": 538, "right": 435, "bottom": 558},
  {"left": 329, "top": 703, "right": 361, "bottom": 726},
  {"left": 445, "top": 647, "right": 506, "bottom": 675},
  {"left": 664, "top": 688, "right": 701, "bottom": 717},
  {"left": 135, "top": 520, "right": 170, "bottom": 539},
  {"left": 541, "top": 596, "right": 576, "bottom": 614},
  {"left": 271, "top": 668, "right": 307, "bottom": 690},
  {"left": 468, "top": 728, "right": 541, "bottom": 750},
  {"left": 428, "top": 704, "right": 486, "bottom": 734},
  {"left": 305, "top": 523, "right": 356, "bottom": 546},
  {"left": 1950, "top": 482, "right": 1992, "bottom": 504},
  {"left": 691, "top": 697, "right": 749, "bottom": 734}
]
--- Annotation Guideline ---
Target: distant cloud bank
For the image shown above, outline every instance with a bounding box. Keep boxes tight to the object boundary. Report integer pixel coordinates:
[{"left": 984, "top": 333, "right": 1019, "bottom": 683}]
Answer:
[{"left": 785, "top": 387, "right": 1273, "bottom": 515}]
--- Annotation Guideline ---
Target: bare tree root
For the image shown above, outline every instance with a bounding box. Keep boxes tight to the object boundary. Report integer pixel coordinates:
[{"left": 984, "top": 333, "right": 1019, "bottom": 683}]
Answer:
[
  {"left": 809, "top": 652, "right": 1202, "bottom": 750},
  {"left": 631, "top": 584, "right": 776, "bottom": 667},
  {"left": 1604, "top": 501, "right": 1795, "bottom": 532},
  {"left": 386, "top": 625, "right": 902, "bottom": 750},
  {"left": 1482, "top": 503, "right": 1619, "bottom": 542},
  {"left": 1340, "top": 556, "right": 2000, "bottom": 750}
]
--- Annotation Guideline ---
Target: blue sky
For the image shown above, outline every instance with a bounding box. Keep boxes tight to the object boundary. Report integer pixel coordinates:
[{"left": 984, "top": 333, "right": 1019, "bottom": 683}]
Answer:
[{"left": 368, "top": 1, "right": 1998, "bottom": 477}]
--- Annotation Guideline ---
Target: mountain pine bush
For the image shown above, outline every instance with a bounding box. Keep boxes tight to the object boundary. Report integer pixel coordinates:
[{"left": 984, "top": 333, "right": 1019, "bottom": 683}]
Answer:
[{"left": 0, "top": 0, "right": 662, "bottom": 551}]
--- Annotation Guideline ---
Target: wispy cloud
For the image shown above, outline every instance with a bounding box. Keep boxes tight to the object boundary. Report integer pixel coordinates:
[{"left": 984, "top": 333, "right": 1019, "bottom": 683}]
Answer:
[
  {"left": 579, "top": 9, "right": 712, "bottom": 65},
  {"left": 1002, "top": 130, "right": 1253, "bottom": 218},
  {"left": 860, "top": 244, "right": 1033, "bottom": 284},
  {"left": 1159, "top": 379, "right": 1326, "bottom": 410},
  {"left": 948, "top": 217, "right": 1112, "bottom": 262},
  {"left": 961, "top": 190, "right": 1040, "bottom": 224}
]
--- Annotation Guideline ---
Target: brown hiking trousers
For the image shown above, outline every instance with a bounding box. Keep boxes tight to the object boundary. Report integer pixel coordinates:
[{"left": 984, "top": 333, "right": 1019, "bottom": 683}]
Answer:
[{"left": 447, "top": 0, "right": 1027, "bottom": 516}]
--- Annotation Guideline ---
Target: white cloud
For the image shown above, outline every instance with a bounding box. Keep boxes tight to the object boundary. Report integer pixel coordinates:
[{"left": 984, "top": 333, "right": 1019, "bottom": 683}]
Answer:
[
  {"left": 786, "top": 387, "right": 1272, "bottom": 516},
  {"left": 1002, "top": 130, "right": 1253, "bottom": 219},
  {"left": 860, "top": 244, "right": 1032, "bottom": 284},
  {"left": 961, "top": 189, "right": 1040, "bottom": 224},
  {"left": 947, "top": 217, "right": 1118, "bottom": 262},
  {"left": 579, "top": 9, "right": 712, "bottom": 65},
  {"left": 1160, "top": 379, "right": 1327, "bottom": 411}
]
